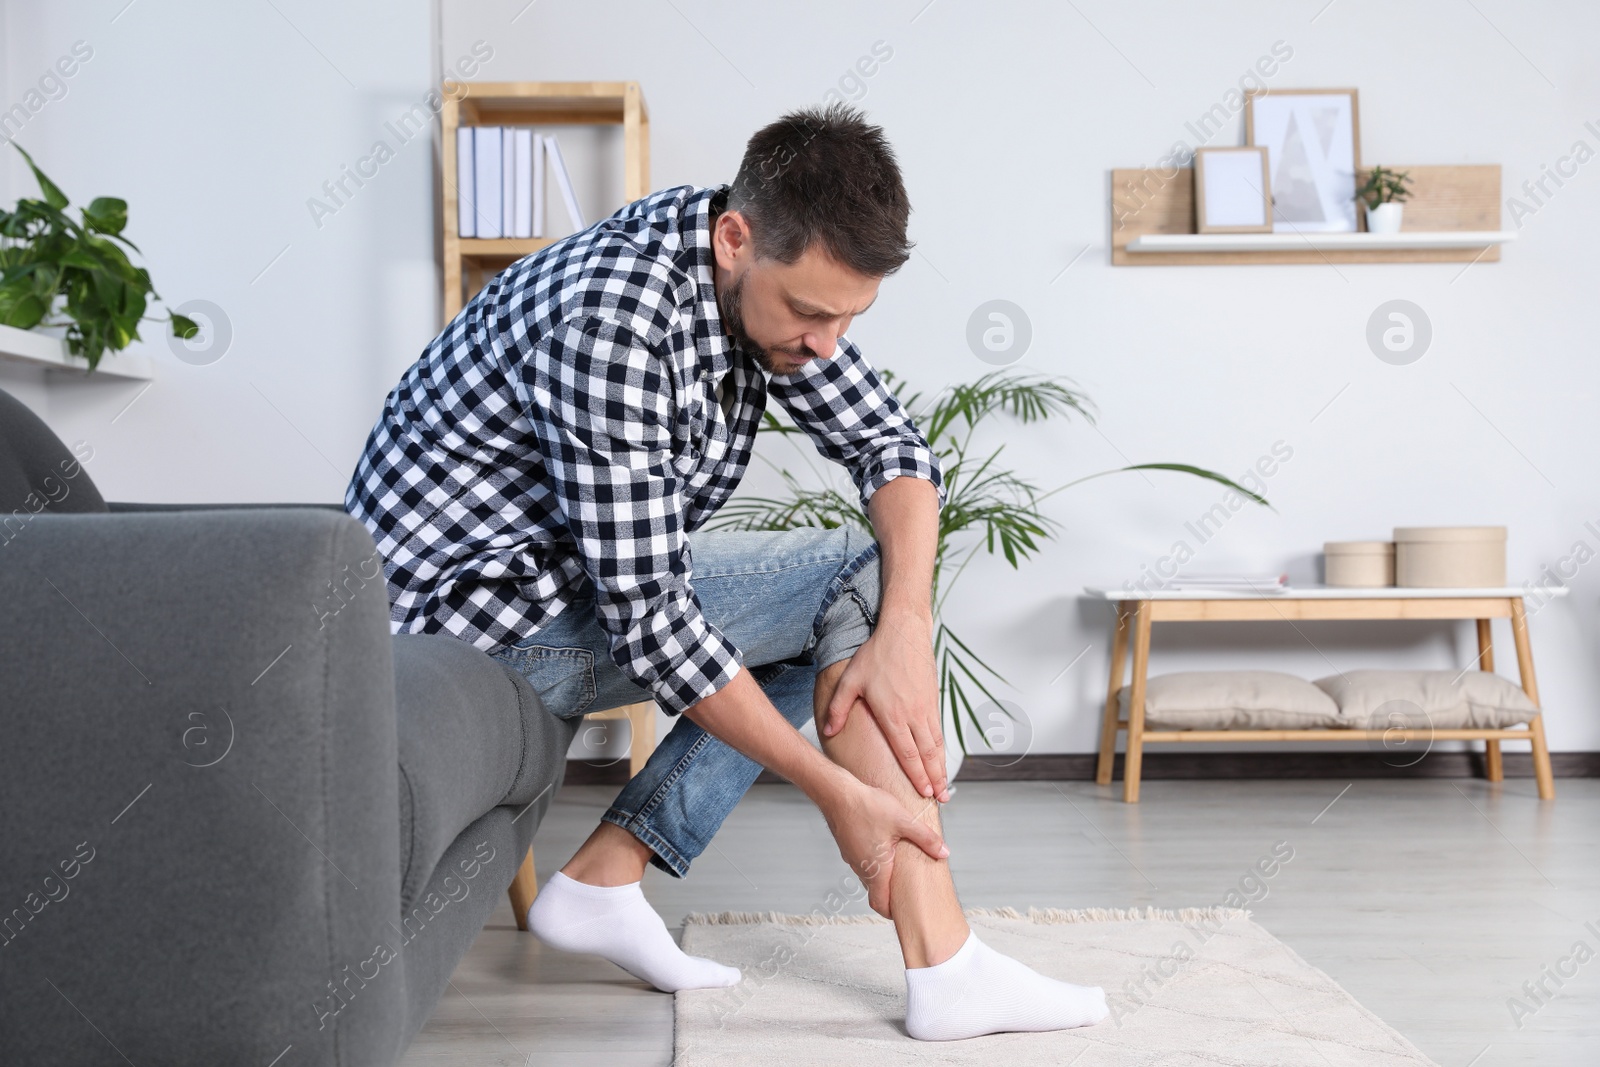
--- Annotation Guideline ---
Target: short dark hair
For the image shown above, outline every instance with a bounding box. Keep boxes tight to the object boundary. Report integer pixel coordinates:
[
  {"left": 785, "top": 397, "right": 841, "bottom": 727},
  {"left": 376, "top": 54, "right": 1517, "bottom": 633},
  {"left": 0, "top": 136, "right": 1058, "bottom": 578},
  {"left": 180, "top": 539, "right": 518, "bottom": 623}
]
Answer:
[{"left": 727, "top": 103, "right": 912, "bottom": 277}]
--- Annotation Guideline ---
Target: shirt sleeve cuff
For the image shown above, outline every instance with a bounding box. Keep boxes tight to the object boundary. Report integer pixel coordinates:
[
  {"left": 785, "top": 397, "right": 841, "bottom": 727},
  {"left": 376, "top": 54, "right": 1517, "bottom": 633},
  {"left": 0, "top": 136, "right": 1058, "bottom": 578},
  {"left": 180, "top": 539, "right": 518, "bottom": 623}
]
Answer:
[
  {"left": 638, "top": 600, "right": 744, "bottom": 715},
  {"left": 858, "top": 444, "right": 947, "bottom": 510}
]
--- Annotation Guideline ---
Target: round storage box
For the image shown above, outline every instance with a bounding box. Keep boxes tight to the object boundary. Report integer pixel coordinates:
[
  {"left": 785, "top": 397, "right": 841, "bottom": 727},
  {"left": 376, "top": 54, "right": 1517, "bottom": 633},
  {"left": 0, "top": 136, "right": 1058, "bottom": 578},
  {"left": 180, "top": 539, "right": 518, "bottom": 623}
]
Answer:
[
  {"left": 1324, "top": 541, "right": 1395, "bottom": 587},
  {"left": 1393, "top": 526, "right": 1506, "bottom": 587}
]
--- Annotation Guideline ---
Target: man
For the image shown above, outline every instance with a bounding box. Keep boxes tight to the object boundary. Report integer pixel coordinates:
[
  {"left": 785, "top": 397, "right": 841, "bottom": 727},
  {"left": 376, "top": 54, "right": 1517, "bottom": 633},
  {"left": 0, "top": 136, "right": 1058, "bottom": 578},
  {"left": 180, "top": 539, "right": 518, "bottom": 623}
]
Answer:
[{"left": 347, "top": 104, "right": 1106, "bottom": 1041}]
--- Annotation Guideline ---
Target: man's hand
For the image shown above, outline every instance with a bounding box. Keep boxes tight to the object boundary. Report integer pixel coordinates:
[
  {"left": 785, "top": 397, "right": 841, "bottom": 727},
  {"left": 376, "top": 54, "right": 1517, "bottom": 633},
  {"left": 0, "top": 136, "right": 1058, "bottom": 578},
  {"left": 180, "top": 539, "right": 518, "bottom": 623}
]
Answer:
[
  {"left": 822, "top": 612, "right": 948, "bottom": 802},
  {"left": 818, "top": 772, "right": 947, "bottom": 918},
  {"left": 685, "top": 671, "right": 947, "bottom": 920}
]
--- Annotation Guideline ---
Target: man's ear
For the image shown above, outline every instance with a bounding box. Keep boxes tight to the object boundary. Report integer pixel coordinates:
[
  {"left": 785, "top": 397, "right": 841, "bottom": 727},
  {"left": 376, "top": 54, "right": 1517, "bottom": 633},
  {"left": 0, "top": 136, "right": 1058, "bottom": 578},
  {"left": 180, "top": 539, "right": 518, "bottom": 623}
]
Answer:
[{"left": 712, "top": 209, "right": 752, "bottom": 271}]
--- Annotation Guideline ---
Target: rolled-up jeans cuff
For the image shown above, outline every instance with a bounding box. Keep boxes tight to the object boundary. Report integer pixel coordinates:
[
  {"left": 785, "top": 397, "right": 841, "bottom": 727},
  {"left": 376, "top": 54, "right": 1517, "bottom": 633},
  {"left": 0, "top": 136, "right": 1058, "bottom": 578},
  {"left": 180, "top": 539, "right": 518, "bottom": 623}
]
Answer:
[
  {"left": 599, "top": 810, "right": 692, "bottom": 878},
  {"left": 809, "top": 536, "right": 881, "bottom": 673}
]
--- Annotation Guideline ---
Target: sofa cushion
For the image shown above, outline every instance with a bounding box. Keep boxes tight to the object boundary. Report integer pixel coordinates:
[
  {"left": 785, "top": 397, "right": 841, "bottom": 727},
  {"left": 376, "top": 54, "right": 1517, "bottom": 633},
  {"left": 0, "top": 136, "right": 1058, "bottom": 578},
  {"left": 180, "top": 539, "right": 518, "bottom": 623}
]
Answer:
[
  {"left": 1313, "top": 670, "right": 1538, "bottom": 729},
  {"left": 393, "top": 634, "right": 575, "bottom": 913},
  {"left": 1118, "top": 671, "right": 1342, "bottom": 730}
]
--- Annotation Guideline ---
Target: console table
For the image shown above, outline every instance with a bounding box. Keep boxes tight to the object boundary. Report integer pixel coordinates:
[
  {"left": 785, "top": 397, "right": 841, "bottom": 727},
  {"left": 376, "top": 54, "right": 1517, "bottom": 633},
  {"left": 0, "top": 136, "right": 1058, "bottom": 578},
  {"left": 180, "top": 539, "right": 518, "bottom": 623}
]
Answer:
[{"left": 1082, "top": 586, "right": 1562, "bottom": 803}]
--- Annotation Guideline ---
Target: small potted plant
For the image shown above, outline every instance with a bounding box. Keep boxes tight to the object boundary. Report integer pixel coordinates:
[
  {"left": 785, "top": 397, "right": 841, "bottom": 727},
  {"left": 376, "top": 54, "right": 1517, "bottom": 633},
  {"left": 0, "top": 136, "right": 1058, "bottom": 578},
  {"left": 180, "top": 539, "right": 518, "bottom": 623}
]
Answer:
[
  {"left": 1357, "top": 166, "right": 1413, "bottom": 235},
  {"left": 0, "top": 142, "right": 195, "bottom": 371}
]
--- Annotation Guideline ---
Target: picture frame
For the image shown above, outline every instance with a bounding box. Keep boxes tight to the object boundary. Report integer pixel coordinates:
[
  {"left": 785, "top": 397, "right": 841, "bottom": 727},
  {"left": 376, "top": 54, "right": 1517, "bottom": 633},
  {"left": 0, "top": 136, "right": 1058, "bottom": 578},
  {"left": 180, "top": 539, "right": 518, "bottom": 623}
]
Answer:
[
  {"left": 1193, "top": 147, "right": 1273, "bottom": 233},
  {"left": 1245, "top": 88, "right": 1361, "bottom": 233}
]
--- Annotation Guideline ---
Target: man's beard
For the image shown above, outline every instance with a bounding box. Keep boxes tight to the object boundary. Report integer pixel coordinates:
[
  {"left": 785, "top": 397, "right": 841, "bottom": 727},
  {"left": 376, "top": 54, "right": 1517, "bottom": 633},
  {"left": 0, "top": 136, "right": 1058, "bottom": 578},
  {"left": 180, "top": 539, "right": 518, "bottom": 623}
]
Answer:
[{"left": 719, "top": 272, "right": 817, "bottom": 375}]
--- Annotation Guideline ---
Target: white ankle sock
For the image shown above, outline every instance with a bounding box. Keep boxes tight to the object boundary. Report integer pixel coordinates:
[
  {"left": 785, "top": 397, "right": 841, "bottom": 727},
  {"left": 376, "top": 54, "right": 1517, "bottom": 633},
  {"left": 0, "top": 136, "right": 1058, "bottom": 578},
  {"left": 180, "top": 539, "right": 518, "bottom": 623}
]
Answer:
[
  {"left": 525, "top": 871, "right": 741, "bottom": 993},
  {"left": 904, "top": 932, "right": 1108, "bottom": 1041}
]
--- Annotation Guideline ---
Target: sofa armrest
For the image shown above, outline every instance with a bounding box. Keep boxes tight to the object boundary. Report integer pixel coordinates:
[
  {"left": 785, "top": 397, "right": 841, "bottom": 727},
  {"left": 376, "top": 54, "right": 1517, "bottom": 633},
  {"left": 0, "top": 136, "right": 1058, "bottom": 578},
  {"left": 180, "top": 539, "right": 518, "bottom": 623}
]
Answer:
[{"left": 0, "top": 508, "right": 406, "bottom": 1064}]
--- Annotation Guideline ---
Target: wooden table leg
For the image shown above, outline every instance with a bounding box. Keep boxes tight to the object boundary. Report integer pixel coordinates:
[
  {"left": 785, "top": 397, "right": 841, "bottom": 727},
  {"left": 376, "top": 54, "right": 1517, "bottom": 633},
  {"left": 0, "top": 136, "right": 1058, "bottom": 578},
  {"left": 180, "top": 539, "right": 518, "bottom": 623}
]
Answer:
[
  {"left": 1509, "top": 598, "right": 1555, "bottom": 800},
  {"left": 509, "top": 847, "right": 538, "bottom": 931},
  {"left": 1475, "top": 618, "right": 1496, "bottom": 673},
  {"left": 626, "top": 701, "right": 656, "bottom": 778},
  {"left": 1527, "top": 716, "right": 1555, "bottom": 800},
  {"left": 1122, "top": 601, "right": 1154, "bottom": 803},
  {"left": 1476, "top": 618, "right": 1503, "bottom": 782},
  {"left": 1096, "top": 602, "right": 1130, "bottom": 786}
]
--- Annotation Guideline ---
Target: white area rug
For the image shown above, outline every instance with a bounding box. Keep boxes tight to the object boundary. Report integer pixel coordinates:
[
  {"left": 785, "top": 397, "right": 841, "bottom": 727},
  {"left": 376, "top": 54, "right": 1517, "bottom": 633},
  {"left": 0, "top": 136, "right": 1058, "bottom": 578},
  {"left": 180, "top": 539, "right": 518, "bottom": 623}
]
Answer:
[{"left": 674, "top": 906, "right": 1440, "bottom": 1066}]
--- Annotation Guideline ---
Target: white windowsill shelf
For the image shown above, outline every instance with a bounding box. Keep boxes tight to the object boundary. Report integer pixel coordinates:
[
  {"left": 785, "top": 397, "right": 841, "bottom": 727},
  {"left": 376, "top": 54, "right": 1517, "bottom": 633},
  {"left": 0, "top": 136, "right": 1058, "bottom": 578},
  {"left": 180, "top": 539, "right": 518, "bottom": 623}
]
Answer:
[{"left": 0, "top": 322, "right": 153, "bottom": 381}]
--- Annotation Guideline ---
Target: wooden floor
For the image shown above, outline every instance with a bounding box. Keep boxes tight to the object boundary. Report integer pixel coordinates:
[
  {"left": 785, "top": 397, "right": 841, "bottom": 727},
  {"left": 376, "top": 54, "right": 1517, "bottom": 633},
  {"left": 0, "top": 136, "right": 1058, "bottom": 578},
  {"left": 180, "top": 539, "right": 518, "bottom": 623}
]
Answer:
[{"left": 401, "top": 778, "right": 1600, "bottom": 1066}]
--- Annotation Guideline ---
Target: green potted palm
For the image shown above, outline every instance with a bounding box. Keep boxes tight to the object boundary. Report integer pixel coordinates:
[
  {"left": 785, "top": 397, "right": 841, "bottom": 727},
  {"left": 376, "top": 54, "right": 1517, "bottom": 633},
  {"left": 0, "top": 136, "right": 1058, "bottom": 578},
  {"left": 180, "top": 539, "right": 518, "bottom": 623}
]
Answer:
[
  {"left": 0, "top": 142, "right": 195, "bottom": 371},
  {"left": 712, "top": 370, "right": 1269, "bottom": 774}
]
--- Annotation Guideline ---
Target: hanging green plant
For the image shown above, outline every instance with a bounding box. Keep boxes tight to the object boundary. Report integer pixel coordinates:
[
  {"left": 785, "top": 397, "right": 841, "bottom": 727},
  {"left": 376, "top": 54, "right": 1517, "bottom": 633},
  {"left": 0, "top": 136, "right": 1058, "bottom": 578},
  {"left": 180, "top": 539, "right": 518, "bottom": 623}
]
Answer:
[
  {"left": 712, "top": 369, "right": 1272, "bottom": 753},
  {"left": 0, "top": 141, "right": 196, "bottom": 370}
]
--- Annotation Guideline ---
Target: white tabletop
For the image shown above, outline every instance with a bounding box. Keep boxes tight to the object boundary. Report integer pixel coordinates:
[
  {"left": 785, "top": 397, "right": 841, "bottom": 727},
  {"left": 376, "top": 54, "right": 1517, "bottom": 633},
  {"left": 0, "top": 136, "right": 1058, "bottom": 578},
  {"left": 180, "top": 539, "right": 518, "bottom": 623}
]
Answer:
[{"left": 1083, "top": 585, "right": 1566, "bottom": 601}]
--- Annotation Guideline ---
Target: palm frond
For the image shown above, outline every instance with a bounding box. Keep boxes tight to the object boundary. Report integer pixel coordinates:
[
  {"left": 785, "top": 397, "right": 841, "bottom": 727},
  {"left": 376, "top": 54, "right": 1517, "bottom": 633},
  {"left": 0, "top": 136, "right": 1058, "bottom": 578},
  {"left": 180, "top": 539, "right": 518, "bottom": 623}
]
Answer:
[
  {"left": 1039, "top": 462, "right": 1273, "bottom": 510},
  {"left": 1124, "top": 463, "right": 1273, "bottom": 509},
  {"left": 936, "top": 448, "right": 1058, "bottom": 576},
  {"left": 919, "top": 371, "right": 1094, "bottom": 448},
  {"left": 936, "top": 622, "right": 1010, "bottom": 751}
]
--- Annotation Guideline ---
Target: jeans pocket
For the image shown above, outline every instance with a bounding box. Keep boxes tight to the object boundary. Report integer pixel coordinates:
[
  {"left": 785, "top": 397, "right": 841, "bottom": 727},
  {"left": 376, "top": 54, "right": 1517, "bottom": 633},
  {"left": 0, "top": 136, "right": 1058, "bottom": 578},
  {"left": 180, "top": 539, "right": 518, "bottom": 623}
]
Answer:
[{"left": 498, "top": 645, "right": 598, "bottom": 720}]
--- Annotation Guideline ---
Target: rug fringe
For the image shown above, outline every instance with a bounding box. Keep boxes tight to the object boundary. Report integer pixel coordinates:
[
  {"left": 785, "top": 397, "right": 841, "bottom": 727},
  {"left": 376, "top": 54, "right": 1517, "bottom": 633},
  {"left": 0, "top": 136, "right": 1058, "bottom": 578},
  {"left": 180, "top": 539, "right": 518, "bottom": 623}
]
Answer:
[
  {"left": 684, "top": 905, "right": 1250, "bottom": 927},
  {"left": 966, "top": 905, "right": 1251, "bottom": 924}
]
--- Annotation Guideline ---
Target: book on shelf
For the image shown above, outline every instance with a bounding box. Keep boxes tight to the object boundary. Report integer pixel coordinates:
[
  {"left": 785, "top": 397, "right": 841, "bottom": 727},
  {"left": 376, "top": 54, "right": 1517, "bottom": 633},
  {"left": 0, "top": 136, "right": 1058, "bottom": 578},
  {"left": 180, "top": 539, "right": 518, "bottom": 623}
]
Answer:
[
  {"left": 531, "top": 132, "right": 544, "bottom": 238},
  {"left": 543, "top": 135, "right": 586, "bottom": 231},
  {"left": 455, "top": 126, "right": 475, "bottom": 238},
  {"left": 501, "top": 128, "right": 516, "bottom": 238},
  {"left": 472, "top": 125, "right": 502, "bottom": 239},
  {"left": 455, "top": 128, "right": 582, "bottom": 240},
  {"left": 512, "top": 129, "right": 533, "bottom": 239}
]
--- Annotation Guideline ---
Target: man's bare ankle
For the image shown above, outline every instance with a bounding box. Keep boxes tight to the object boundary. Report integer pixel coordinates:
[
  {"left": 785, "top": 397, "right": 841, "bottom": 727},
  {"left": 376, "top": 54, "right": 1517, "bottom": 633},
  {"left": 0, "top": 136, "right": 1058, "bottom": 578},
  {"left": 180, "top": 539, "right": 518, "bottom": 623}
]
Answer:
[
  {"left": 560, "top": 822, "right": 653, "bottom": 887},
  {"left": 899, "top": 917, "right": 971, "bottom": 969}
]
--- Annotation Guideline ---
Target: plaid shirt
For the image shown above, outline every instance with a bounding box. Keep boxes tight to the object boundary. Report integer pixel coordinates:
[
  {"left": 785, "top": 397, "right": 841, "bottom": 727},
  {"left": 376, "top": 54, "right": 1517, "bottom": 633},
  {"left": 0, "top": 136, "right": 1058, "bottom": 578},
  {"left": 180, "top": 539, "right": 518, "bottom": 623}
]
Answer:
[{"left": 346, "top": 185, "right": 942, "bottom": 715}]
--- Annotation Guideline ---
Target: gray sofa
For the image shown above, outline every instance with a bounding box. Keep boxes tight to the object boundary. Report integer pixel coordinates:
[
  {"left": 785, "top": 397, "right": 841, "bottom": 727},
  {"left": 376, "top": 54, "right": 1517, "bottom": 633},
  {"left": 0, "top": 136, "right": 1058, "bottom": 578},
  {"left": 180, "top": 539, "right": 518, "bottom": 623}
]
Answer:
[{"left": 0, "top": 387, "right": 577, "bottom": 1065}]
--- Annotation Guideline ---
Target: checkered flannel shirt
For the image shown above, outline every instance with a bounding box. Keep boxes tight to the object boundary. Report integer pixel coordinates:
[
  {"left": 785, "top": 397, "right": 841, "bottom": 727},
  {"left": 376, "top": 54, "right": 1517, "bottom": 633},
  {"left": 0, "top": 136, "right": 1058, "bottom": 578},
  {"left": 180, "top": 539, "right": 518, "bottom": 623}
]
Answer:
[{"left": 346, "top": 185, "right": 943, "bottom": 715}]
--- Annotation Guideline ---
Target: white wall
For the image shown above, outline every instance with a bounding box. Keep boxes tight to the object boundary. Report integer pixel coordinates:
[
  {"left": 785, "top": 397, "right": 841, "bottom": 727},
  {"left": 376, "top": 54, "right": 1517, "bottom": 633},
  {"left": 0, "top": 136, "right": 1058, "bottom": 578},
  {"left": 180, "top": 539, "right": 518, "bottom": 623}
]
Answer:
[
  {"left": 0, "top": 0, "right": 438, "bottom": 502},
  {"left": 6, "top": 1, "right": 1596, "bottom": 756}
]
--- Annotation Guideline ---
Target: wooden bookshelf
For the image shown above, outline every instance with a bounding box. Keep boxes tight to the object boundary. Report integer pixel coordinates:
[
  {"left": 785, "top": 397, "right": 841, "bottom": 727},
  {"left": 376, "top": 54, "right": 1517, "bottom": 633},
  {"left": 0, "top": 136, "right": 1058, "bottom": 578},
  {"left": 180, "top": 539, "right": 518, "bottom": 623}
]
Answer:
[
  {"left": 1111, "top": 164, "right": 1506, "bottom": 266},
  {"left": 439, "top": 81, "right": 650, "bottom": 320}
]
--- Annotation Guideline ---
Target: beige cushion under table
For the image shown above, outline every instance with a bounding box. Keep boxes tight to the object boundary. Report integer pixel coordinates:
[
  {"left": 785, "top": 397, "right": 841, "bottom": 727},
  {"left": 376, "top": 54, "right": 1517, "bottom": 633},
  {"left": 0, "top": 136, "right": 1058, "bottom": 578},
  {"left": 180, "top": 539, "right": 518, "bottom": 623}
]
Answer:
[
  {"left": 1117, "top": 670, "right": 1342, "bottom": 730},
  {"left": 1313, "top": 669, "right": 1539, "bottom": 728}
]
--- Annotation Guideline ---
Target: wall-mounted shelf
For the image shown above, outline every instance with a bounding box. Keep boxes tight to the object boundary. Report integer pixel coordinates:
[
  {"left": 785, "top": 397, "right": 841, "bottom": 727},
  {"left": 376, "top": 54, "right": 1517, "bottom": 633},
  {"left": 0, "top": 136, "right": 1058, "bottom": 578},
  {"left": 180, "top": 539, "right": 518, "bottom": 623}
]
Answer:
[
  {"left": 440, "top": 81, "right": 649, "bottom": 320},
  {"left": 1126, "top": 231, "right": 1514, "bottom": 254},
  {"left": 0, "top": 323, "right": 153, "bottom": 380},
  {"left": 459, "top": 237, "right": 557, "bottom": 259},
  {"left": 1112, "top": 164, "right": 1505, "bottom": 265}
]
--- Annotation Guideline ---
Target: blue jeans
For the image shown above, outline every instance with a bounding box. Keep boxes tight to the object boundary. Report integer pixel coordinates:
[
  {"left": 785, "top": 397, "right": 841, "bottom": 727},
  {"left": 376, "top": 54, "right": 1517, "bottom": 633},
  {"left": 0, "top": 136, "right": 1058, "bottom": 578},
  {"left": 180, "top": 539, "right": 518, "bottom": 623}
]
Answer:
[{"left": 490, "top": 526, "right": 882, "bottom": 877}]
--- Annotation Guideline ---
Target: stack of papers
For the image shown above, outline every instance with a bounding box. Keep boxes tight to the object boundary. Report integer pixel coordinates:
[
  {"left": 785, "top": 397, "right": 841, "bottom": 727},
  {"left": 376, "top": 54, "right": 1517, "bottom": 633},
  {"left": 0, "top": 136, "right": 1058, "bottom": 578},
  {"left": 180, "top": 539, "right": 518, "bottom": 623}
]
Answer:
[{"left": 1167, "top": 573, "right": 1289, "bottom": 593}]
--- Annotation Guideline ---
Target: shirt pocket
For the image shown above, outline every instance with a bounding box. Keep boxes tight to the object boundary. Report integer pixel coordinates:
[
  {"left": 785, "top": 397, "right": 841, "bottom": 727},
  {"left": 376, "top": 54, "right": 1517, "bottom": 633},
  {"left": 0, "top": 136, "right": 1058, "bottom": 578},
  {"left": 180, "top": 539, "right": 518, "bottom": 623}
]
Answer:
[{"left": 496, "top": 644, "right": 598, "bottom": 720}]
